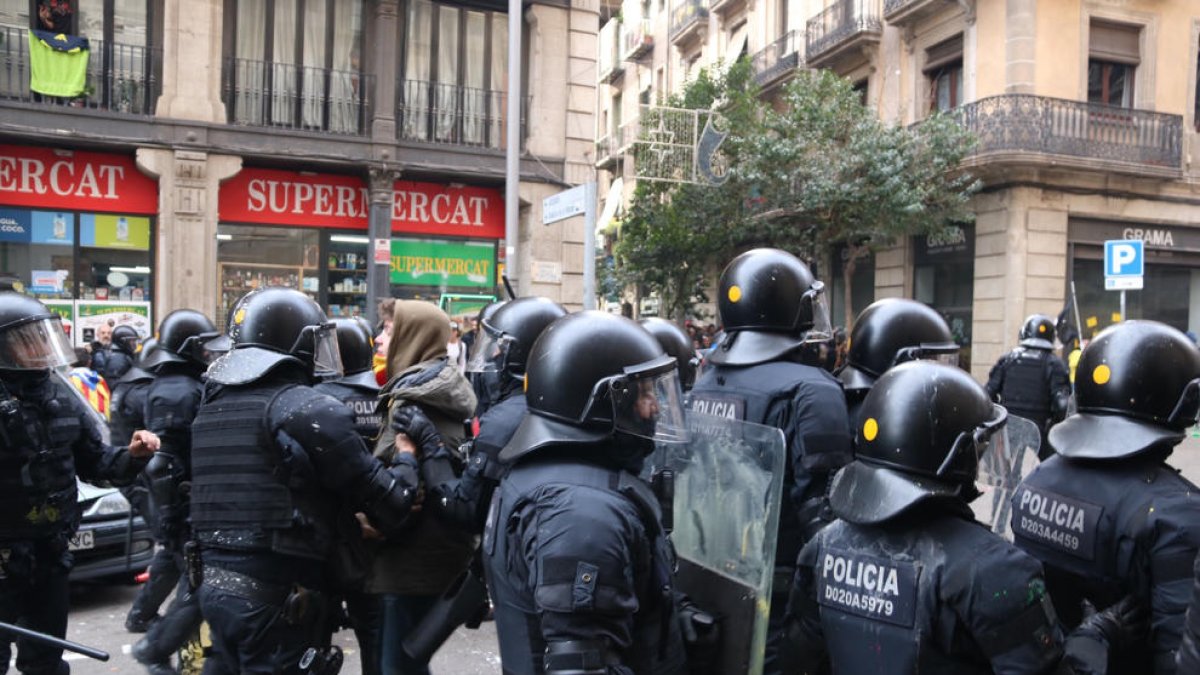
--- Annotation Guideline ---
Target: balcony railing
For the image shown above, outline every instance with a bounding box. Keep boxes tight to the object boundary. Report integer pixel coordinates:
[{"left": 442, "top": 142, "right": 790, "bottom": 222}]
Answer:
[
  {"left": 955, "top": 94, "right": 1182, "bottom": 174},
  {"left": 224, "top": 57, "right": 372, "bottom": 135},
  {"left": 623, "top": 19, "right": 654, "bottom": 61},
  {"left": 805, "top": 0, "right": 882, "bottom": 64},
  {"left": 752, "top": 31, "right": 802, "bottom": 88},
  {"left": 0, "top": 26, "right": 160, "bottom": 114},
  {"left": 599, "top": 18, "right": 624, "bottom": 83},
  {"left": 397, "top": 80, "right": 527, "bottom": 150},
  {"left": 670, "top": 0, "right": 708, "bottom": 44},
  {"left": 595, "top": 133, "right": 621, "bottom": 169}
]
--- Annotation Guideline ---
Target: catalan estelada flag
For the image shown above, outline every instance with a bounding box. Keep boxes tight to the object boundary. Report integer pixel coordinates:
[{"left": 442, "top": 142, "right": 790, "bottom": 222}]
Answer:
[{"left": 68, "top": 367, "right": 111, "bottom": 420}]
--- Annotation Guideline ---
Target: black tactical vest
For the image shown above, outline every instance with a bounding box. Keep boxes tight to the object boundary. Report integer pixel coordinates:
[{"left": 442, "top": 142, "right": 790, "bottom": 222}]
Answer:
[
  {"left": 484, "top": 458, "right": 687, "bottom": 675},
  {"left": 190, "top": 384, "right": 335, "bottom": 562},
  {"left": 109, "top": 367, "right": 153, "bottom": 447},
  {"left": 313, "top": 380, "right": 380, "bottom": 447},
  {"left": 999, "top": 348, "right": 1052, "bottom": 423},
  {"left": 0, "top": 379, "right": 83, "bottom": 539}
]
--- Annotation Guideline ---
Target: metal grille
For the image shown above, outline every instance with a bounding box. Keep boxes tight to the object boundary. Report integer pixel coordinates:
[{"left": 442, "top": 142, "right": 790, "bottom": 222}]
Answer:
[
  {"left": 751, "top": 30, "right": 803, "bottom": 87},
  {"left": 223, "top": 56, "right": 372, "bottom": 135},
  {"left": 805, "top": 0, "right": 882, "bottom": 61},
  {"left": 396, "top": 80, "right": 527, "bottom": 150}
]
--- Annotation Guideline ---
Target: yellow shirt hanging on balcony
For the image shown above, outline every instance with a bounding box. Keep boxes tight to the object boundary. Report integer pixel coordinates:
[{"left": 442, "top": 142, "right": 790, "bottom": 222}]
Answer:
[{"left": 28, "top": 30, "right": 89, "bottom": 98}]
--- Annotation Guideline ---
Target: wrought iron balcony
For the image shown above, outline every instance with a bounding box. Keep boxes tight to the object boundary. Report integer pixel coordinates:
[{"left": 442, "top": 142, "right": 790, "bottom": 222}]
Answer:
[
  {"left": 397, "top": 80, "right": 527, "bottom": 150},
  {"left": 883, "top": 0, "right": 944, "bottom": 26},
  {"left": 224, "top": 57, "right": 372, "bottom": 135},
  {"left": 623, "top": 19, "right": 654, "bottom": 61},
  {"left": 0, "top": 26, "right": 160, "bottom": 114},
  {"left": 955, "top": 94, "right": 1182, "bottom": 177},
  {"left": 805, "top": 0, "right": 882, "bottom": 70},
  {"left": 595, "top": 133, "right": 621, "bottom": 169},
  {"left": 752, "top": 31, "right": 802, "bottom": 89},
  {"left": 598, "top": 18, "right": 624, "bottom": 83},
  {"left": 670, "top": 0, "right": 708, "bottom": 47}
]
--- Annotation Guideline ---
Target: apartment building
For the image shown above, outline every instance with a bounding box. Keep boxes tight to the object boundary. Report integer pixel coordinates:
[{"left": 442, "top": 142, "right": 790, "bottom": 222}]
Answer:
[
  {"left": 0, "top": 0, "right": 598, "bottom": 340},
  {"left": 597, "top": 0, "right": 1200, "bottom": 379}
]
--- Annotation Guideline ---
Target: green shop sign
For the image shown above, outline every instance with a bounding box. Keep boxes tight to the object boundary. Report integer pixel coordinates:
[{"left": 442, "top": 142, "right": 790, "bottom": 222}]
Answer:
[{"left": 390, "top": 239, "right": 494, "bottom": 288}]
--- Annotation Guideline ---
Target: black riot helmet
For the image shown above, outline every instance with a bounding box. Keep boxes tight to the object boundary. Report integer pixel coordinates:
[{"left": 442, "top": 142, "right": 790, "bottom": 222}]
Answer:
[
  {"left": 829, "top": 361, "right": 1007, "bottom": 525},
  {"left": 467, "top": 296, "right": 566, "bottom": 379},
  {"left": 0, "top": 291, "right": 76, "bottom": 371},
  {"left": 111, "top": 325, "right": 141, "bottom": 356},
  {"left": 639, "top": 317, "right": 697, "bottom": 391},
  {"left": 331, "top": 317, "right": 377, "bottom": 387},
  {"left": 500, "top": 311, "right": 688, "bottom": 461},
  {"left": 136, "top": 337, "right": 159, "bottom": 368},
  {"left": 207, "top": 287, "right": 342, "bottom": 385},
  {"left": 1019, "top": 314, "right": 1056, "bottom": 350},
  {"left": 838, "top": 299, "right": 959, "bottom": 393},
  {"left": 1050, "top": 320, "right": 1200, "bottom": 460},
  {"left": 710, "top": 248, "right": 832, "bottom": 367},
  {"left": 141, "top": 309, "right": 227, "bottom": 371}
]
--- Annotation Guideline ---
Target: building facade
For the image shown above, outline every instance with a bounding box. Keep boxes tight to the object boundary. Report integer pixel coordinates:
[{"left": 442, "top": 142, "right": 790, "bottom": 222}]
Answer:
[
  {"left": 0, "top": 0, "right": 598, "bottom": 341},
  {"left": 597, "top": 0, "right": 1200, "bottom": 380}
]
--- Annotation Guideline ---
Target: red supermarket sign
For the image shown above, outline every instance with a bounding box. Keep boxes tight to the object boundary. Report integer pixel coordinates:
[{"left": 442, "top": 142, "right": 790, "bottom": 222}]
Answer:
[
  {"left": 218, "top": 167, "right": 504, "bottom": 239},
  {"left": 0, "top": 145, "right": 158, "bottom": 215}
]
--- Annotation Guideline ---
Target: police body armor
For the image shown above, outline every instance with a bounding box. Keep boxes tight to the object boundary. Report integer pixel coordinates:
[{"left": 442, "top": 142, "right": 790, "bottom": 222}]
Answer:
[
  {"left": 144, "top": 371, "right": 204, "bottom": 543},
  {"left": 0, "top": 377, "right": 84, "bottom": 540},
  {"left": 313, "top": 379, "right": 381, "bottom": 447},
  {"left": 109, "top": 366, "right": 153, "bottom": 447},
  {"left": 1011, "top": 454, "right": 1199, "bottom": 673},
  {"left": 999, "top": 348, "right": 1053, "bottom": 424},
  {"left": 189, "top": 384, "right": 336, "bottom": 562},
  {"left": 484, "top": 457, "right": 687, "bottom": 675}
]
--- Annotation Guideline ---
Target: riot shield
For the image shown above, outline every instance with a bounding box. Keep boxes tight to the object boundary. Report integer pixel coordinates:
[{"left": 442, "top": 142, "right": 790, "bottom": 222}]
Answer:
[
  {"left": 972, "top": 414, "right": 1042, "bottom": 539},
  {"left": 645, "top": 413, "right": 786, "bottom": 675}
]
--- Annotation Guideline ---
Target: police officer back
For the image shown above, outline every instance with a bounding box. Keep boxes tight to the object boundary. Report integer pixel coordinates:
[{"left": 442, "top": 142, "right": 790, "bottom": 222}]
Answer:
[
  {"left": 0, "top": 291, "right": 160, "bottom": 675},
  {"left": 102, "top": 324, "right": 139, "bottom": 381},
  {"left": 190, "top": 288, "right": 422, "bottom": 674},
  {"left": 687, "top": 248, "right": 851, "bottom": 674},
  {"left": 484, "top": 311, "right": 689, "bottom": 674},
  {"left": 836, "top": 298, "right": 958, "bottom": 427},
  {"left": 639, "top": 318, "right": 697, "bottom": 393},
  {"left": 987, "top": 314, "right": 1071, "bottom": 458},
  {"left": 784, "top": 361, "right": 1145, "bottom": 674},
  {"left": 1012, "top": 320, "right": 1200, "bottom": 673}
]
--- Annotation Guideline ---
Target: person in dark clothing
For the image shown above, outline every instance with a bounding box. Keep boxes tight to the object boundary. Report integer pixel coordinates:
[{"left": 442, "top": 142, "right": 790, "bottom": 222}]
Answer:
[
  {"left": 0, "top": 291, "right": 160, "bottom": 675},
  {"left": 467, "top": 300, "right": 507, "bottom": 417},
  {"left": 986, "top": 314, "right": 1071, "bottom": 458},
  {"left": 191, "top": 288, "right": 421, "bottom": 675},
  {"left": 639, "top": 318, "right": 697, "bottom": 392},
  {"left": 88, "top": 320, "right": 113, "bottom": 378},
  {"left": 483, "top": 310, "right": 689, "bottom": 675},
  {"left": 131, "top": 309, "right": 228, "bottom": 674},
  {"left": 687, "top": 248, "right": 852, "bottom": 675},
  {"left": 313, "top": 317, "right": 385, "bottom": 675},
  {"left": 836, "top": 298, "right": 959, "bottom": 427},
  {"left": 1013, "top": 320, "right": 1200, "bottom": 674},
  {"left": 100, "top": 324, "right": 138, "bottom": 381}
]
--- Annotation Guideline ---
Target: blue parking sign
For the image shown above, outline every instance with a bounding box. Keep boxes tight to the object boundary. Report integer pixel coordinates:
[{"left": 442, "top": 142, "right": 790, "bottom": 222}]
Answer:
[{"left": 1104, "top": 240, "right": 1143, "bottom": 277}]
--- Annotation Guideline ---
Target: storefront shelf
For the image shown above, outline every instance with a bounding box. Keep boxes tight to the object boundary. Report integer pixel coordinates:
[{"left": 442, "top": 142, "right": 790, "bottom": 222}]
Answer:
[
  {"left": 329, "top": 291, "right": 367, "bottom": 295},
  {"left": 328, "top": 267, "right": 368, "bottom": 273}
]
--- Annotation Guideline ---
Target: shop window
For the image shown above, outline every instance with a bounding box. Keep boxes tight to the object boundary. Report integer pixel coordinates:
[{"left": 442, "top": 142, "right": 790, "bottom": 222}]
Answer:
[
  {"left": 227, "top": 0, "right": 365, "bottom": 133},
  {"left": 913, "top": 224, "right": 974, "bottom": 370},
  {"left": 217, "top": 224, "right": 319, "bottom": 328},
  {"left": 399, "top": 0, "right": 509, "bottom": 147},
  {"left": 925, "top": 35, "right": 963, "bottom": 114},
  {"left": 1087, "top": 20, "right": 1139, "bottom": 108}
]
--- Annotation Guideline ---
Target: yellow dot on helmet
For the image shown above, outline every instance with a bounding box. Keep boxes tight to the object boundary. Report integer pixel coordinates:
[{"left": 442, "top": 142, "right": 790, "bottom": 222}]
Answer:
[
  {"left": 523, "top": 377, "right": 529, "bottom": 393},
  {"left": 1038, "top": 325, "right": 1046, "bottom": 333},
  {"left": 1093, "top": 364, "right": 1111, "bottom": 385},
  {"left": 863, "top": 418, "right": 879, "bottom": 442},
  {"left": 728, "top": 285, "right": 742, "bottom": 303},
  {"left": 234, "top": 308, "right": 246, "bottom": 325}
]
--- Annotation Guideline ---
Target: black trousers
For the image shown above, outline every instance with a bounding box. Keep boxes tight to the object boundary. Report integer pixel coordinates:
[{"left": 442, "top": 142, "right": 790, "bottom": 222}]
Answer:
[
  {"left": 127, "top": 546, "right": 182, "bottom": 624},
  {"left": 0, "top": 541, "right": 71, "bottom": 675},
  {"left": 137, "top": 557, "right": 203, "bottom": 663},
  {"left": 197, "top": 584, "right": 310, "bottom": 675}
]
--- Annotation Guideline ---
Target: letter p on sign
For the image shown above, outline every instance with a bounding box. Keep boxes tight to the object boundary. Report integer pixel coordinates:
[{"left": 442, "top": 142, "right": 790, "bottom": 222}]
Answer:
[{"left": 1105, "top": 240, "right": 1143, "bottom": 277}]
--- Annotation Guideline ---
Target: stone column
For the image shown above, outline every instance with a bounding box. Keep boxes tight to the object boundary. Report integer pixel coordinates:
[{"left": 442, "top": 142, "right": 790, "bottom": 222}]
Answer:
[
  {"left": 136, "top": 150, "right": 242, "bottom": 322},
  {"left": 367, "top": 167, "right": 401, "bottom": 326},
  {"left": 156, "top": 0, "right": 227, "bottom": 122},
  {"left": 371, "top": 0, "right": 401, "bottom": 142},
  {"left": 1005, "top": 0, "right": 1036, "bottom": 94}
]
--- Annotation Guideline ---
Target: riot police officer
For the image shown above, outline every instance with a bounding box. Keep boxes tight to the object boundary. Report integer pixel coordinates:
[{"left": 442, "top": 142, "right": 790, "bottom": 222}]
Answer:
[
  {"left": 469, "top": 299, "right": 507, "bottom": 416},
  {"left": 783, "top": 361, "right": 1145, "bottom": 674},
  {"left": 639, "top": 318, "right": 697, "bottom": 392},
  {"left": 836, "top": 298, "right": 959, "bottom": 426},
  {"left": 986, "top": 314, "right": 1071, "bottom": 458},
  {"left": 132, "top": 310, "right": 227, "bottom": 674},
  {"left": 484, "top": 311, "right": 689, "bottom": 674},
  {"left": 102, "top": 324, "right": 139, "bottom": 381},
  {"left": 1013, "top": 320, "right": 1200, "bottom": 674},
  {"left": 0, "top": 291, "right": 160, "bottom": 675},
  {"left": 190, "top": 288, "right": 421, "bottom": 674},
  {"left": 687, "top": 248, "right": 851, "bottom": 674}
]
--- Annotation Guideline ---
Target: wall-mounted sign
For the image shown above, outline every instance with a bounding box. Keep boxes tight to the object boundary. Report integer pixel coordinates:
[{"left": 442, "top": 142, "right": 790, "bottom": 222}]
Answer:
[
  {"left": 31, "top": 211, "right": 73, "bottom": 245},
  {"left": 0, "top": 145, "right": 157, "bottom": 214},
  {"left": 80, "top": 213, "right": 150, "bottom": 250},
  {"left": 390, "top": 239, "right": 495, "bottom": 288},
  {"left": 74, "top": 301, "right": 152, "bottom": 347}
]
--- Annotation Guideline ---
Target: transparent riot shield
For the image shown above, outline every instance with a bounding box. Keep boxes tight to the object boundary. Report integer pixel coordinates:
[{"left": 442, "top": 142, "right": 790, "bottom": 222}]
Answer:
[
  {"left": 645, "top": 413, "right": 786, "bottom": 675},
  {"left": 972, "top": 415, "right": 1042, "bottom": 540}
]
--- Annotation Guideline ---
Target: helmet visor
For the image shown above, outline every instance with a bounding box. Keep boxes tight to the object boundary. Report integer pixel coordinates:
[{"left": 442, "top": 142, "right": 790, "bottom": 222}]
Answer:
[
  {"left": 465, "top": 323, "right": 513, "bottom": 374},
  {"left": 977, "top": 413, "right": 1042, "bottom": 490},
  {"left": 183, "top": 332, "right": 232, "bottom": 365},
  {"left": 307, "top": 323, "right": 343, "bottom": 379},
  {"left": 801, "top": 281, "right": 833, "bottom": 344},
  {"left": 893, "top": 343, "right": 961, "bottom": 369},
  {"left": 611, "top": 367, "right": 689, "bottom": 443},
  {"left": 0, "top": 317, "right": 76, "bottom": 370}
]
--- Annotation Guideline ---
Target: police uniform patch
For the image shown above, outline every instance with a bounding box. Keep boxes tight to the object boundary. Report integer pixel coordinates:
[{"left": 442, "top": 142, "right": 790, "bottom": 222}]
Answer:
[
  {"left": 346, "top": 394, "right": 382, "bottom": 430},
  {"left": 688, "top": 394, "right": 745, "bottom": 421},
  {"left": 1011, "top": 485, "right": 1102, "bottom": 561},
  {"left": 816, "top": 549, "right": 919, "bottom": 628}
]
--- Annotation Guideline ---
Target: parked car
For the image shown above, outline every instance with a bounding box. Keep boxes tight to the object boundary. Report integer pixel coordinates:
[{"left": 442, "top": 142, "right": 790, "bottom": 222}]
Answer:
[{"left": 68, "top": 478, "right": 155, "bottom": 583}]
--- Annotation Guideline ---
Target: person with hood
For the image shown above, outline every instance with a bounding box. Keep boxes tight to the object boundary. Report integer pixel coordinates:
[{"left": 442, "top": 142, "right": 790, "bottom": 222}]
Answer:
[{"left": 370, "top": 300, "right": 477, "bottom": 675}]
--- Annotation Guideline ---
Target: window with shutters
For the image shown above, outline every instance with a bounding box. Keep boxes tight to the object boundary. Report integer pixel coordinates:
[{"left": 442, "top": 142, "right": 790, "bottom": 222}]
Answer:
[
  {"left": 924, "top": 34, "right": 963, "bottom": 114},
  {"left": 1087, "top": 20, "right": 1139, "bottom": 108}
]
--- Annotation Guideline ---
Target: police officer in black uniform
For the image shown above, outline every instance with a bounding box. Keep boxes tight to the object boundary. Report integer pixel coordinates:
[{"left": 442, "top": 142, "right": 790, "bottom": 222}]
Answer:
[
  {"left": 102, "top": 324, "right": 139, "bottom": 381},
  {"left": 131, "top": 309, "right": 227, "bottom": 674},
  {"left": 312, "top": 316, "right": 384, "bottom": 675},
  {"left": 687, "top": 248, "right": 851, "bottom": 674},
  {"left": 986, "top": 314, "right": 1071, "bottom": 458},
  {"left": 484, "top": 311, "right": 689, "bottom": 675},
  {"left": 1012, "top": 320, "right": 1200, "bottom": 674},
  {"left": 639, "top": 318, "right": 697, "bottom": 393},
  {"left": 190, "top": 288, "right": 421, "bottom": 674},
  {"left": 469, "top": 299, "right": 508, "bottom": 416},
  {"left": 0, "top": 291, "right": 160, "bottom": 675},
  {"left": 783, "top": 361, "right": 1146, "bottom": 674},
  {"left": 836, "top": 298, "right": 959, "bottom": 426}
]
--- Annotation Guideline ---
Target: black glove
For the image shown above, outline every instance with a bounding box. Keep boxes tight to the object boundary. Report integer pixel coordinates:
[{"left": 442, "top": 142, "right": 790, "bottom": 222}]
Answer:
[
  {"left": 674, "top": 592, "right": 719, "bottom": 675},
  {"left": 391, "top": 404, "right": 445, "bottom": 459},
  {"left": 1075, "top": 595, "right": 1149, "bottom": 654}
]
